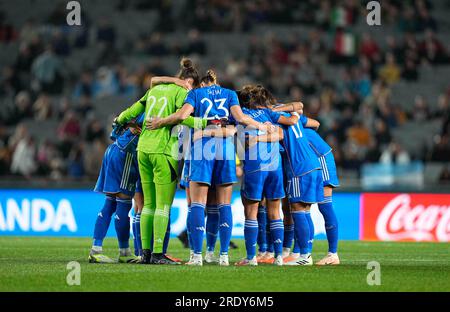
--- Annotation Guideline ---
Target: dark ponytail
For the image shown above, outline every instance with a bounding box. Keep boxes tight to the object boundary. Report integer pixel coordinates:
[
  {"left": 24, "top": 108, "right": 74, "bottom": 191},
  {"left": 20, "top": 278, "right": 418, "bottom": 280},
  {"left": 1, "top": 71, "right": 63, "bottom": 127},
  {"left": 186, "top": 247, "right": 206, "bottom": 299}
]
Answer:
[{"left": 177, "top": 57, "right": 200, "bottom": 87}]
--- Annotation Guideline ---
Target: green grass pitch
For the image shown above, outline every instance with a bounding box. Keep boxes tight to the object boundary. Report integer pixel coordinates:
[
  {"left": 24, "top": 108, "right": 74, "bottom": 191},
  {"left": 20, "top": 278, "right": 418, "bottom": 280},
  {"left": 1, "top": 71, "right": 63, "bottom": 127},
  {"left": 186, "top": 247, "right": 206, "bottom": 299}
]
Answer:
[{"left": 0, "top": 237, "right": 448, "bottom": 292}]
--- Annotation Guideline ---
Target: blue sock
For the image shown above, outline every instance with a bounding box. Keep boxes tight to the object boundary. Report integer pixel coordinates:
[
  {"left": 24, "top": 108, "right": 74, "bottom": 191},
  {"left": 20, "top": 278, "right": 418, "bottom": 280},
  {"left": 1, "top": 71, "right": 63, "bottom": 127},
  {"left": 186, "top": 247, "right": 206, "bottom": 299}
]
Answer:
[
  {"left": 319, "top": 196, "right": 339, "bottom": 253},
  {"left": 244, "top": 219, "right": 258, "bottom": 260},
  {"left": 163, "top": 216, "right": 170, "bottom": 254},
  {"left": 292, "top": 211, "right": 310, "bottom": 255},
  {"left": 283, "top": 224, "right": 295, "bottom": 249},
  {"left": 132, "top": 212, "right": 142, "bottom": 256},
  {"left": 190, "top": 203, "right": 205, "bottom": 254},
  {"left": 266, "top": 215, "right": 274, "bottom": 253},
  {"left": 257, "top": 205, "right": 267, "bottom": 252},
  {"left": 206, "top": 205, "right": 219, "bottom": 252},
  {"left": 269, "top": 219, "right": 284, "bottom": 257},
  {"left": 93, "top": 195, "right": 117, "bottom": 247},
  {"left": 218, "top": 204, "right": 233, "bottom": 255},
  {"left": 186, "top": 205, "right": 194, "bottom": 250},
  {"left": 305, "top": 211, "right": 314, "bottom": 253},
  {"left": 293, "top": 238, "right": 300, "bottom": 254},
  {"left": 115, "top": 198, "right": 133, "bottom": 249}
]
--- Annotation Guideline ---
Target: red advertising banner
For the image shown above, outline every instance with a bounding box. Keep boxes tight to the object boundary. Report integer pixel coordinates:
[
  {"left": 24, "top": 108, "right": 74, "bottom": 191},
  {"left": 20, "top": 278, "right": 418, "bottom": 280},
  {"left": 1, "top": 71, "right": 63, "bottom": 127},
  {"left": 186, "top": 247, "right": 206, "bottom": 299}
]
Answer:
[{"left": 361, "top": 193, "right": 450, "bottom": 242}]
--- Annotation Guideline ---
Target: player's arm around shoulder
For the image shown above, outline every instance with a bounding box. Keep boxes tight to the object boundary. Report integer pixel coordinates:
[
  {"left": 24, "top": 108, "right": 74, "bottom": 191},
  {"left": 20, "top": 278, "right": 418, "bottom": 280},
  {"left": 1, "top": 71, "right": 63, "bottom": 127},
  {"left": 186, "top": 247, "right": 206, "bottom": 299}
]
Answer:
[{"left": 117, "top": 90, "right": 149, "bottom": 125}]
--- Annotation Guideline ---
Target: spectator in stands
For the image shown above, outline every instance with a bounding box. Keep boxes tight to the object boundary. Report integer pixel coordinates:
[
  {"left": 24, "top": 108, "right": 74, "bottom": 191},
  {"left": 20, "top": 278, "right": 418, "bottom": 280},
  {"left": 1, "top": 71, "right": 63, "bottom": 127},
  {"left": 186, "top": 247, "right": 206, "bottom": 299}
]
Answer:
[
  {"left": 380, "top": 141, "right": 411, "bottom": 165},
  {"left": 57, "top": 110, "right": 81, "bottom": 157},
  {"left": 31, "top": 45, "right": 64, "bottom": 94},
  {"left": 94, "top": 67, "right": 120, "bottom": 98},
  {"left": 36, "top": 140, "right": 58, "bottom": 176},
  {"left": 417, "top": 7, "right": 437, "bottom": 32},
  {"left": 419, "top": 30, "right": 449, "bottom": 64},
  {"left": 73, "top": 71, "right": 96, "bottom": 99},
  {"left": 412, "top": 95, "right": 431, "bottom": 122},
  {"left": 67, "top": 143, "right": 85, "bottom": 179},
  {"left": 97, "top": 18, "right": 116, "bottom": 46},
  {"left": 430, "top": 134, "right": 450, "bottom": 162},
  {"left": 57, "top": 97, "right": 72, "bottom": 120},
  {"left": 378, "top": 53, "right": 401, "bottom": 85},
  {"left": 365, "top": 139, "right": 382, "bottom": 163},
  {"left": 402, "top": 58, "right": 419, "bottom": 81},
  {"left": 439, "top": 167, "right": 450, "bottom": 183},
  {"left": 346, "top": 119, "right": 371, "bottom": 148},
  {"left": 434, "top": 94, "right": 449, "bottom": 118},
  {"left": 32, "top": 93, "right": 53, "bottom": 121},
  {"left": 0, "top": 124, "right": 11, "bottom": 175},
  {"left": 47, "top": 4, "right": 68, "bottom": 26},
  {"left": 14, "top": 43, "right": 35, "bottom": 73},
  {"left": 2, "top": 91, "right": 33, "bottom": 126},
  {"left": 0, "top": 11, "right": 17, "bottom": 43},
  {"left": 83, "top": 138, "right": 106, "bottom": 178},
  {"left": 10, "top": 135, "right": 37, "bottom": 178},
  {"left": 1, "top": 66, "right": 22, "bottom": 96},
  {"left": 85, "top": 117, "right": 105, "bottom": 143},
  {"left": 51, "top": 30, "right": 71, "bottom": 57},
  {"left": 360, "top": 33, "right": 380, "bottom": 62},
  {"left": 374, "top": 119, "right": 392, "bottom": 147},
  {"left": 147, "top": 32, "right": 168, "bottom": 56},
  {"left": 75, "top": 95, "right": 94, "bottom": 118}
]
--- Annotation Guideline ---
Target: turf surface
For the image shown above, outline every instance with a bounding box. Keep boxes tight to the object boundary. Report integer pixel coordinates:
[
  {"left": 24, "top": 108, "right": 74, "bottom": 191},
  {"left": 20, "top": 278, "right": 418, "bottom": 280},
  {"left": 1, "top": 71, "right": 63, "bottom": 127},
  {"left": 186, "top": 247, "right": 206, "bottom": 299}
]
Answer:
[{"left": 0, "top": 237, "right": 448, "bottom": 292}]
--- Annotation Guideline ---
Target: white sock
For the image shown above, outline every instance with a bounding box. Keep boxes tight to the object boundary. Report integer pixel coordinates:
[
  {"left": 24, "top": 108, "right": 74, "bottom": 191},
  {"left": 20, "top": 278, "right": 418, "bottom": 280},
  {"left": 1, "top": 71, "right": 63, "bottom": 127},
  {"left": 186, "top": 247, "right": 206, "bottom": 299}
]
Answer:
[
  {"left": 119, "top": 248, "right": 131, "bottom": 256},
  {"left": 92, "top": 246, "right": 102, "bottom": 253}
]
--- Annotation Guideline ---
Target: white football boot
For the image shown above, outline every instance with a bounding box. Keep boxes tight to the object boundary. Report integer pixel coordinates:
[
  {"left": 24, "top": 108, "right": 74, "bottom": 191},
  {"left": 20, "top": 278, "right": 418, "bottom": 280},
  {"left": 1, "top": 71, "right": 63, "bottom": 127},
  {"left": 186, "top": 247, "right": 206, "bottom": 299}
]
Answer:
[
  {"left": 285, "top": 254, "right": 313, "bottom": 266},
  {"left": 235, "top": 257, "right": 258, "bottom": 266},
  {"left": 186, "top": 253, "right": 203, "bottom": 266},
  {"left": 204, "top": 251, "right": 219, "bottom": 263},
  {"left": 219, "top": 254, "right": 229, "bottom": 266},
  {"left": 316, "top": 253, "right": 340, "bottom": 266},
  {"left": 273, "top": 255, "right": 284, "bottom": 266}
]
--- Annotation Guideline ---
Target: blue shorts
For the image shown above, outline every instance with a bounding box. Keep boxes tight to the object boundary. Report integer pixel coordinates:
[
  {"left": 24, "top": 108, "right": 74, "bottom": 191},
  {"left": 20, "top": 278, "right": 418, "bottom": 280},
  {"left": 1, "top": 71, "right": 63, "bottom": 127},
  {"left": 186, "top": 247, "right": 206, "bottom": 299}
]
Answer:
[
  {"left": 241, "top": 167, "right": 285, "bottom": 201},
  {"left": 94, "top": 144, "right": 140, "bottom": 197},
  {"left": 189, "top": 138, "right": 237, "bottom": 185},
  {"left": 286, "top": 169, "right": 324, "bottom": 204},
  {"left": 318, "top": 152, "right": 340, "bottom": 187}
]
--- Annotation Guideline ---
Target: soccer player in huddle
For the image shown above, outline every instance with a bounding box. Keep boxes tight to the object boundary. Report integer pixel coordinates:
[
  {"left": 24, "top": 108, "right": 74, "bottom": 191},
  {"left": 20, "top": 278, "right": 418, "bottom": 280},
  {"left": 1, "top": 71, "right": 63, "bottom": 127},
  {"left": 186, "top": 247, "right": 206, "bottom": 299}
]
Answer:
[
  {"left": 254, "top": 86, "right": 325, "bottom": 266},
  {"left": 89, "top": 114, "right": 145, "bottom": 264},
  {"left": 301, "top": 117, "right": 340, "bottom": 265},
  {"left": 148, "top": 69, "right": 274, "bottom": 266},
  {"left": 114, "top": 59, "right": 205, "bottom": 265},
  {"left": 234, "top": 86, "right": 288, "bottom": 266}
]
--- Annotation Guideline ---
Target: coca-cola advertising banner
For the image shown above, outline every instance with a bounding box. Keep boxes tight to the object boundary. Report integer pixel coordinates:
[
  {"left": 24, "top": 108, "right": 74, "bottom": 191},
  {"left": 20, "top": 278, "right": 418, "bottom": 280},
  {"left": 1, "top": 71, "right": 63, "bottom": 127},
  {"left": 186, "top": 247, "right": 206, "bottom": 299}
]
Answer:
[{"left": 360, "top": 193, "right": 450, "bottom": 242}]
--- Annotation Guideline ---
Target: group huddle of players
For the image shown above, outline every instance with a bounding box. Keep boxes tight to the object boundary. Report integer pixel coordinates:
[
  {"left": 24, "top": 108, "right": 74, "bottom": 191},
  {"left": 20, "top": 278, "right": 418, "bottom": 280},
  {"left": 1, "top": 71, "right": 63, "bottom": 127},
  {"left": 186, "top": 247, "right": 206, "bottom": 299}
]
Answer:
[{"left": 88, "top": 58, "right": 340, "bottom": 266}]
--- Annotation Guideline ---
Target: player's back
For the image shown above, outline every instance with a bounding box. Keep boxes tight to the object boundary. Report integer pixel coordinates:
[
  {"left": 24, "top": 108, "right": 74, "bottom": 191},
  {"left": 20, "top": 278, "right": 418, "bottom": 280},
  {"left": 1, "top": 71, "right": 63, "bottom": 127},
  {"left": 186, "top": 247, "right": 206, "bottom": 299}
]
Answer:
[
  {"left": 139, "top": 83, "right": 188, "bottom": 155},
  {"left": 303, "top": 128, "right": 332, "bottom": 157},
  {"left": 299, "top": 115, "right": 332, "bottom": 157},
  {"left": 187, "top": 84, "right": 238, "bottom": 121},
  {"left": 280, "top": 114, "right": 321, "bottom": 177},
  {"left": 241, "top": 107, "right": 281, "bottom": 172}
]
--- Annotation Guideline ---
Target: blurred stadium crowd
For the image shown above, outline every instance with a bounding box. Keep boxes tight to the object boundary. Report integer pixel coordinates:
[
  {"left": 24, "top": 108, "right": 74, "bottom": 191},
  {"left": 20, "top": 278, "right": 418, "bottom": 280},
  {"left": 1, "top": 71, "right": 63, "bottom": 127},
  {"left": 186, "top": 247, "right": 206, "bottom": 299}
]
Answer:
[{"left": 0, "top": 0, "right": 449, "bottom": 185}]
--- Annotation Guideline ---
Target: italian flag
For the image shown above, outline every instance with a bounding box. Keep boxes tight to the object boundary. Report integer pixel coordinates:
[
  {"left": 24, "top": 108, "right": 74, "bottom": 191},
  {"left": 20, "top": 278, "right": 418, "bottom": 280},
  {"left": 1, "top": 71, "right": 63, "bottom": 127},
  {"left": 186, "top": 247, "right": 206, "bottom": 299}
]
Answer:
[{"left": 335, "top": 31, "right": 357, "bottom": 56}]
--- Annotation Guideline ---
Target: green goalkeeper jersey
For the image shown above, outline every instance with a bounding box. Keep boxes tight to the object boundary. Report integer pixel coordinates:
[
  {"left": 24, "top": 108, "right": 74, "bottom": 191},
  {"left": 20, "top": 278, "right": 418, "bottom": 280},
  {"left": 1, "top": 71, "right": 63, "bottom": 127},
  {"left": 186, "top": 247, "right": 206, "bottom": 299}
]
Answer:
[{"left": 117, "top": 84, "right": 202, "bottom": 157}]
